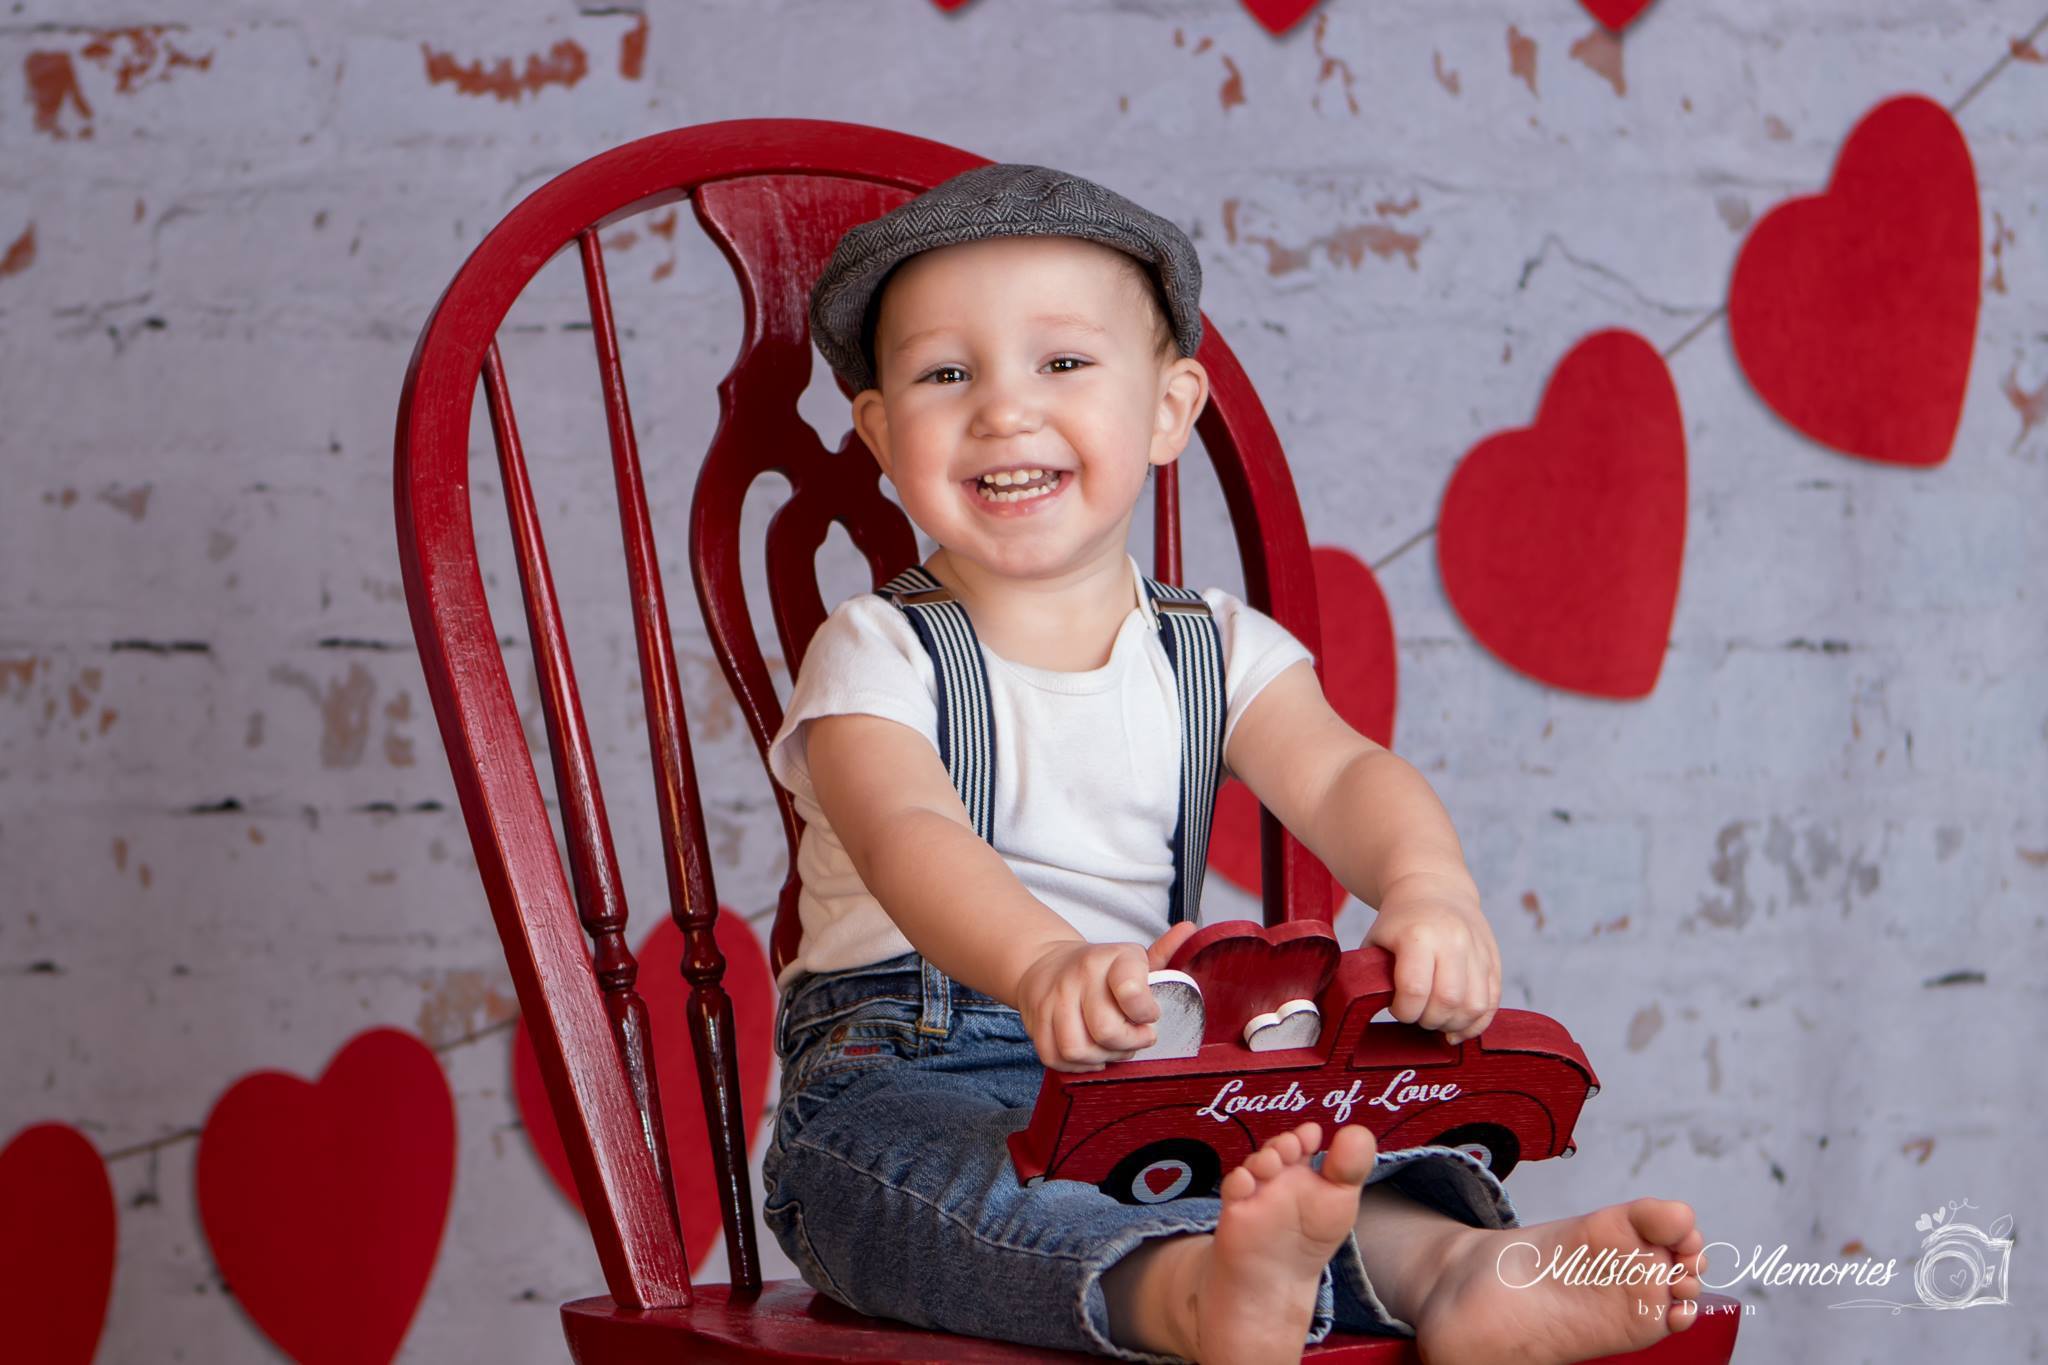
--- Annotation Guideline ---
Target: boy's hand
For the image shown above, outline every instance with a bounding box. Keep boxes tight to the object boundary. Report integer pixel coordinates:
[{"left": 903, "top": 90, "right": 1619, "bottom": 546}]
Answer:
[
  {"left": 1013, "top": 923, "right": 1197, "bottom": 1073},
  {"left": 1363, "top": 876, "right": 1501, "bottom": 1045}
]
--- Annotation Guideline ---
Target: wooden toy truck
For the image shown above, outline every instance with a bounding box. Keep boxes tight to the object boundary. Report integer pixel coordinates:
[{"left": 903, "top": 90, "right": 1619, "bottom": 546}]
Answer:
[{"left": 1008, "top": 920, "right": 1600, "bottom": 1204}]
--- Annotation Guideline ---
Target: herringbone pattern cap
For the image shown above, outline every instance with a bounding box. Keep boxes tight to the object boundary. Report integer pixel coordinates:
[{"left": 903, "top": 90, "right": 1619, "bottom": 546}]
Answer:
[{"left": 809, "top": 162, "right": 1204, "bottom": 394}]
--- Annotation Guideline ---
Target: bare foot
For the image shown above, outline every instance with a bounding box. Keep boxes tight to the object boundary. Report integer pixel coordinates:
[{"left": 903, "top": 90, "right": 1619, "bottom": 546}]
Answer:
[
  {"left": 1173, "top": 1121, "right": 1379, "bottom": 1365},
  {"left": 1413, "top": 1197, "right": 1710, "bottom": 1365}
]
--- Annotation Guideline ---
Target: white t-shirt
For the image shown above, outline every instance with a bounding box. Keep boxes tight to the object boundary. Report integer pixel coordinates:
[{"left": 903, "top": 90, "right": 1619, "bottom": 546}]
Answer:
[{"left": 766, "top": 552, "right": 1316, "bottom": 988}]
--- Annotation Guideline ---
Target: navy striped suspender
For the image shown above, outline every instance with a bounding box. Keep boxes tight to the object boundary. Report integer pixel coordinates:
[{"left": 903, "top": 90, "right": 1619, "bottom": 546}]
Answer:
[
  {"left": 879, "top": 565, "right": 1226, "bottom": 928},
  {"left": 1141, "top": 577, "right": 1228, "bottom": 929},
  {"left": 877, "top": 565, "right": 1000, "bottom": 844}
]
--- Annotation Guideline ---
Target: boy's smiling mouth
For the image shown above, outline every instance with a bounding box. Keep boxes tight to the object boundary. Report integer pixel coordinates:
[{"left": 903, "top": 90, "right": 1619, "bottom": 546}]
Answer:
[{"left": 962, "top": 466, "right": 1069, "bottom": 515}]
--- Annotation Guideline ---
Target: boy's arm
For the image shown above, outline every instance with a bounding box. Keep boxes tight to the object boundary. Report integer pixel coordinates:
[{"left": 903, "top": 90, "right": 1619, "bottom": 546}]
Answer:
[
  {"left": 803, "top": 711, "right": 1169, "bottom": 1068},
  {"left": 1224, "top": 659, "right": 1499, "bottom": 1042},
  {"left": 1223, "top": 659, "right": 1475, "bottom": 908}
]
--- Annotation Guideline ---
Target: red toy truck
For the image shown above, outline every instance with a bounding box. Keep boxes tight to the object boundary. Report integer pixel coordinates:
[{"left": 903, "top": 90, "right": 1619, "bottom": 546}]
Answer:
[{"left": 1008, "top": 921, "right": 1600, "bottom": 1204}]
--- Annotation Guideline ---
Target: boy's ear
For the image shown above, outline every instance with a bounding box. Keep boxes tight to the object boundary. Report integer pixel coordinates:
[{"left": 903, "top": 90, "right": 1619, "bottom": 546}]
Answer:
[
  {"left": 851, "top": 389, "right": 892, "bottom": 478},
  {"left": 1150, "top": 358, "right": 1209, "bottom": 467}
]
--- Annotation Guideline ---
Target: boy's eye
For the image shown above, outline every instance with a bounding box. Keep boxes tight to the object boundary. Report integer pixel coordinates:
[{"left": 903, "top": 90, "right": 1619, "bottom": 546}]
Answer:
[{"left": 918, "top": 358, "right": 1090, "bottom": 385}]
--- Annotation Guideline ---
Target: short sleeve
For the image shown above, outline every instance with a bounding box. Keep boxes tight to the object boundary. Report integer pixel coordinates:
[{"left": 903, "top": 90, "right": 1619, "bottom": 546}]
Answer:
[
  {"left": 767, "top": 595, "right": 942, "bottom": 805},
  {"left": 1202, "top": 588, "right": 1317, "bottom": 782}
]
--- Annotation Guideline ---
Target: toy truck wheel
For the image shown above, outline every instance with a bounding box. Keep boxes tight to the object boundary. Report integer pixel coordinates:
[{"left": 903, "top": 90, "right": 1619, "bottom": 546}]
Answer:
[
  {"left": 1101, "top": 1139, "right": 1223, "bottom": 1206},
  {"left": 1430, "top": 1123, "right": 1521, "bottom": 1179}
]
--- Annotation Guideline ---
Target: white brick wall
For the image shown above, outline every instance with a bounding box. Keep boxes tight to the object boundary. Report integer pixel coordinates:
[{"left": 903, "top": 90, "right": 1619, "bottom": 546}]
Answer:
[{"left": 2, "top": 2, "right": 2042, "bottom": 1360}]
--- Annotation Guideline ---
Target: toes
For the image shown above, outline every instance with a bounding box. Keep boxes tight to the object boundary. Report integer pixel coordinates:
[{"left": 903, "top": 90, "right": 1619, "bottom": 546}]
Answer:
[
  {"left": 1322, "top": 1125, "right": 1376, "bottom": 1186},
  {"left": 1266, "top": 1130, "right": 1305, "bottom": 1167},
  {"left": 1221, "top": 1164, "right": 1256, "bottom": 1203},
  {"left": 1293, "top": 1120, "right": 1324, "bottom": 1158},
  {"left": 1629, "top": 1197, "right": 1697, "bottom": 1248},
  {"left": 1245, "top": 1146, "right": 1285, "bottom": 1182}
]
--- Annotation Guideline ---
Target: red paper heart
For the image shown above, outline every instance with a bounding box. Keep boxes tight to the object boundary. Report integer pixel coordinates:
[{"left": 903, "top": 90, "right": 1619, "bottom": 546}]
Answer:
[
  {"left": 1579, "top": 0, "right": 1656, "bottom": 30},
  {"left": 1729, "top": 94, "right": 1980, "bottom": 465},
  {"left": 1240, "top": 0, "right": 1322, "bottom": 35},
  {"left": 1211, "top": 544, "right": 1392, "bottom": 912},
  {"left": 1437, "top": 328, "right": 1686, "bottom": 698},
  {"left": 1, "top": 1123, "right": 116, "bottom": 1365},
  {"left": 1167, "top": 920, "right": 1342, "bottom": 1046},
  {"left": 196, "top": 1028, "right": 455, "bottom": 1365},
  {"left": 514, "top": 907, "right": 774, "bottom": 1274}
]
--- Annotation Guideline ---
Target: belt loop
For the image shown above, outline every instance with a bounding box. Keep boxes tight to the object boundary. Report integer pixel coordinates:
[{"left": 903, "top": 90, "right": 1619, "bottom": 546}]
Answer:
[{"left": 918, "top": 956, "right": 953, "bottom": 1036}]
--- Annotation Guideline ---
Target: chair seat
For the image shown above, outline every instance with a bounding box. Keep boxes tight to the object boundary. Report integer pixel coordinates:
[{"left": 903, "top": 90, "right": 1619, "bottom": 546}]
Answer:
[{"left": 561, "top": 1281, "right": 1743, "bottom": 1363}]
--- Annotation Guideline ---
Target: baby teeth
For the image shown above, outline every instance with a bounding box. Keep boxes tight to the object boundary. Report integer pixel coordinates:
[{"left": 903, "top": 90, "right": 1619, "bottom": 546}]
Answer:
[{"left": 975, "top": 472, "right": 1060, "bottom": 503}]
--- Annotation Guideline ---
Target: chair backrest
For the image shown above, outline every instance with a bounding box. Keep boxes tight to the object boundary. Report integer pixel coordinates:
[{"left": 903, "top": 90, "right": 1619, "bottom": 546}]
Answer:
[{"left": 393, "top": 118, "right": 1328, "bottom": 1315}]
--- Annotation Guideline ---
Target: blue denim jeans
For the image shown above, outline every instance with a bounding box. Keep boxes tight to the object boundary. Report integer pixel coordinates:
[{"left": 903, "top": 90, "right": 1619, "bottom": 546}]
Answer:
[{"left": 760, "top": 952, "right": 1523, "bottom": 1363}]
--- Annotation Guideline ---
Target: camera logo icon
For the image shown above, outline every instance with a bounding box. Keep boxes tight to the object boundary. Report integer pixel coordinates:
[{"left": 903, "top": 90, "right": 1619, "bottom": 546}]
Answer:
[{"left": 1913, "top": 1200, "right": 2013, "bottom": 1310}]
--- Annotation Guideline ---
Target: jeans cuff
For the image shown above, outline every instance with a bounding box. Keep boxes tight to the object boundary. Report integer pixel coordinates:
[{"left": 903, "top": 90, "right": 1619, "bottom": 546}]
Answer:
[
  {"left": 1070, "top": 1203, "right": 1229, "bottom": 1364},
  {"left": 1321, "top": 1144, "right": 1524, "bottom": 1337}
]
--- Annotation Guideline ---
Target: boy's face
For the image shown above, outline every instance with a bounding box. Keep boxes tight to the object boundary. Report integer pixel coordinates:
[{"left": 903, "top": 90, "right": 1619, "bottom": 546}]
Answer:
[{"left": 850, "top": 236, "right": 1207, "bottom": 587}]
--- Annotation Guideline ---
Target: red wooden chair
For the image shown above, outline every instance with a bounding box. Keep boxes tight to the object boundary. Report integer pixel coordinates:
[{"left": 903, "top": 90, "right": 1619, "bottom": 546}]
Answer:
[{"left": 394, "top": 118, "right": 1743, "bottom": 1363}]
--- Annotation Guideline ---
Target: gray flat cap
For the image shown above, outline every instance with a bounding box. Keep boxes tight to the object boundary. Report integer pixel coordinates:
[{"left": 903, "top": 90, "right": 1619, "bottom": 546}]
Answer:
[{"left": 809, "top": 162, "right": 1204, "bottom": 394}]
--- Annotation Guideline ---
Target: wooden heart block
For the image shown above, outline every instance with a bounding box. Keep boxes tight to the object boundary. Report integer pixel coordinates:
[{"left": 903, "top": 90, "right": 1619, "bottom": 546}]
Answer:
[
  {"left": 196, "top": 1028, "right": 455, "bottom": 1365},
  {"left": 0, "top": 1123, "right": 116, "bottom": 1365},
  {"left": 1163, "top": 919, "right": 1341, "bottom": 1048}
]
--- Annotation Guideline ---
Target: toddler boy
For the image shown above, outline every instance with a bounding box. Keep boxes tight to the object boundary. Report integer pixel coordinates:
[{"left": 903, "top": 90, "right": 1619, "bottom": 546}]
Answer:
[{"left": 762, "top": 162, "right": 1709, "bottom": 1364}]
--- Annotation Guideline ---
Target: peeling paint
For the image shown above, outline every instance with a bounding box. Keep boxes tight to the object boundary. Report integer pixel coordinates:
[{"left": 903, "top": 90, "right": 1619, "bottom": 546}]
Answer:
[
  {"left": 1309, "top": 13, "right": 1358, "bottom": 116},
  {"left": 1715, "top": 194, "right": 1752, "bottom": 233},
  {"left": 1901, "top": 1136, "right": 1934, "bottom": 1165},
  {"left": 0, "top": 658, "right": 37, "bottom": 697},
  {"left": 269, "top": 661, "right": 375, "bottom": 767},
  {"left": 1696, "top": 820, "right": 1755, "bottom": 928},
  {"left": 1704, "top": 1035, "right": 1722, "bottom": 1093},
  {"left": 384, "top": 689, "right": 415, "bottom": 768},
  {"left": 78, "top": 25, "right": 214, "bottom": 94},
  {"left": 1626, "top": 1002, "right": 1663, "bottom": 1051},
  {"left": 97, "top": 483, "right": 153, "bottom": 521},
  {"left": 0, "top": 224, "right": 36, "bottom": 278},
  {"left": 420, "top": 39, "right": 590, "bottom": 103},
  {"left": 26, "top": 51, "right": 95, "bottom": 139},
  {"left": 417, "top": 968, "right": 520, "bottom": 1046},
  {"left": 1987, "top": 210, "right": 2014, "bottom": 293},
  {"left": 2001, "top": 359, "right": 2046, "bottom": 452},
  {"left": 1520, "top": 889, "right": 1546, "bottom": 931},
  {"left": 619, "top": 12, "right": 649, "bottom": 80},
  {"left": 1568, "top": 25, "right": 1625, "bottom": 96},
  {"left": 1507, "top": 24, "right": 1538, "bottom": 97},
  {"left": 1432, "top": 50, "right": 1460, "bottom": 96},
  {"left": 1220, "top": 200, "right": 1428, "bottom": 276},
  {"left": 1218, "top": 54, "right": 1244, "bottom": 111}
]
